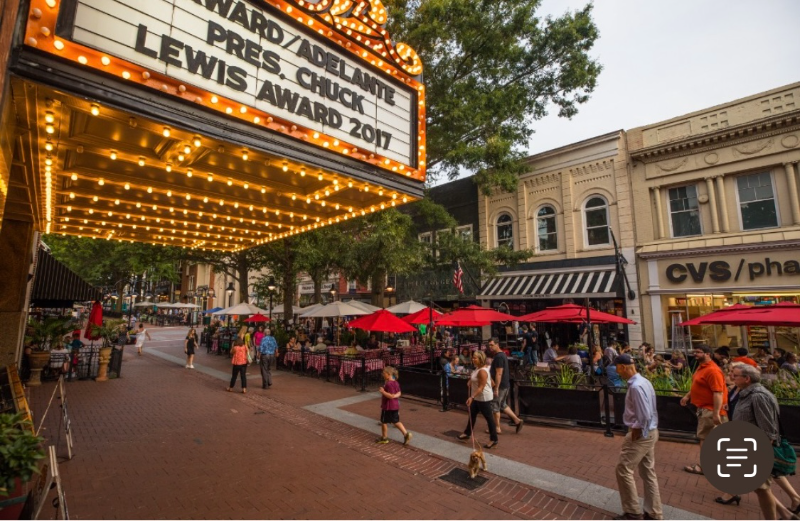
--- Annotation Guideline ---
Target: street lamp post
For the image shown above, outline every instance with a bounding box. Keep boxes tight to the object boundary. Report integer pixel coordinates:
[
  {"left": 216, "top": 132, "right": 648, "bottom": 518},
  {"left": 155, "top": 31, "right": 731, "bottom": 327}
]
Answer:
[
  {"left": 127, "top": 292, "right": 137, "bottom": 328},
  {"left": 186, "top": 290, "right": 195, "bottom": 326},
  {"left": 267, "top": 277, "right": 277, "bottom": 324},
  {"left": 225, "top": 282, "right": 235, "bottom": 325}
]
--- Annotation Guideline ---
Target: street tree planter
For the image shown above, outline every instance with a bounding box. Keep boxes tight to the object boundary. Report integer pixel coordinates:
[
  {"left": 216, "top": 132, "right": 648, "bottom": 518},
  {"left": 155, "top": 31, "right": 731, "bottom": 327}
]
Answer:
[
  {"left": 26, "top": 352, "right": 51, "bottom": 387},
  {"left": 95, "top": 347, "right": 113, "bottom": 382}
]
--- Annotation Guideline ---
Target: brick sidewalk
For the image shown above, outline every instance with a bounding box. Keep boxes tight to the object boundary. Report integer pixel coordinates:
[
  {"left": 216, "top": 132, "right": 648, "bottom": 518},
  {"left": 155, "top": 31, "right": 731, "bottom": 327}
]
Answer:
[{"left": 27, "top": 337, "right": 613, "bottom": 520}]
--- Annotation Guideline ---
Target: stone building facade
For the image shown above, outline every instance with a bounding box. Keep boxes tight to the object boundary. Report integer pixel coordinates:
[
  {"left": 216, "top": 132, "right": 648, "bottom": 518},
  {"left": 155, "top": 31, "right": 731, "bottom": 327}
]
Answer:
[
  {"left": 628, "top": 82, "right": 800, "bottom": 351},
  {"left": 477, "top": 131, "right": 642, "bottom": 347}
]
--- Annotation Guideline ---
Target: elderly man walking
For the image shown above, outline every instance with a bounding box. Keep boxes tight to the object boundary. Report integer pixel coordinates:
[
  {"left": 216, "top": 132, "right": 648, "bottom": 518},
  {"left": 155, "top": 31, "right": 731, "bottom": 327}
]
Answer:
[
  {"left": 258, "top": 328, "right": 278, "bottom": 389},
  {"left": 614, "top": 354, "right": 662, "bottom": 520},
  {"left": 730, "top": 364, "right": 784, "bottom": 519},
  {"left": 680, "top": 344, "right": 728, "bottom": 475}
]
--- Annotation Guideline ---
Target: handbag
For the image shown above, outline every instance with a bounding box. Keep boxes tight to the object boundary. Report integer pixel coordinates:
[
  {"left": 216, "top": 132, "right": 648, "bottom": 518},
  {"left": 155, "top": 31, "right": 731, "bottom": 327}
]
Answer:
[{"left": 774, "top": 416, "right": 797, "bottom": 477}]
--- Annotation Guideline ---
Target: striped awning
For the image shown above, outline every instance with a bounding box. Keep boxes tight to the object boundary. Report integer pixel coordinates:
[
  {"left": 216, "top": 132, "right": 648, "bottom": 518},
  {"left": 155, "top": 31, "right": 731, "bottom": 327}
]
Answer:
[
  {"left": 30, "top": 247, "right": 102, "bottom": 307},
  {"left": 479, "top": 270, "right": 618, "bottom": 300}
]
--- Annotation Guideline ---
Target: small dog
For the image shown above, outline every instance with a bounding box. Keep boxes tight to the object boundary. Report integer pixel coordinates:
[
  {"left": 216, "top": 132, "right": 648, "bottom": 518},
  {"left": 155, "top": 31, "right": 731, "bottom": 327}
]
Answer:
[{"left": 468, "top": 448, "right": 487, "bottom": 479}]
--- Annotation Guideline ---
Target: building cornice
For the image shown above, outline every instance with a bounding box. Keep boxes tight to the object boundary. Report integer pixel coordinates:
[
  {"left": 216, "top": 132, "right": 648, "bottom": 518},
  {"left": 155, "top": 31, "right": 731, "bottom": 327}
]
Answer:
[
  {"left": 630, "top": 111, "right": 800, "bottom": 163},
  {"left": 637, "top": 239, "right": 800, "bottom": 260}
]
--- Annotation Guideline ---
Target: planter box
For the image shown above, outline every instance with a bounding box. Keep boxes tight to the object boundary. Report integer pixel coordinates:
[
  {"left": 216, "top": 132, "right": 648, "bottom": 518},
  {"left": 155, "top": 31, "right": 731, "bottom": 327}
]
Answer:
[
  {"left": 779, "top": 402, "right": 800, "bottom": 444},
  {"left": 397, "top": 367, "right": 442, "bottom": 402},
  {"left": 613, "top": 391, "right": 697, "bottom": 434},
  {"left": 517, "top": 385, "right": 603, "bottom": 424},
  {"left": 446, "top": 375, "right": 471, "bottom": 406}
]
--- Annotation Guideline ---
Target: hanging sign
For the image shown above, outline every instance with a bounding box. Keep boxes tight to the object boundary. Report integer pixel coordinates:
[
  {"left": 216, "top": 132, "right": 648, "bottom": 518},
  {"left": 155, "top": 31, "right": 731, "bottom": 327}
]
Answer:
[{"left": 53, "top": 0, "right": 422, "bottom": 172}]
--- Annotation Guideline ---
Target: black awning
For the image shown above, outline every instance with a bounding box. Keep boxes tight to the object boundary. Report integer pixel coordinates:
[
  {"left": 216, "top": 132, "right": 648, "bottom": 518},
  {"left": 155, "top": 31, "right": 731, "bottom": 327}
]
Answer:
[{"left": 30, "top": 247, "right": 102, "bottom": 308}]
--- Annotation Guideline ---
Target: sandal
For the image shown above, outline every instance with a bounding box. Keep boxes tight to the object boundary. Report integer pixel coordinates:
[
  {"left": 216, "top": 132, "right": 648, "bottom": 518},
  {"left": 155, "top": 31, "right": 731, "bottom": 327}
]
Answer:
[
  {"left": 225, "top": 388, "right": 232, "bottom": 392},
  {"left": 484, "top": 441, "right": 498, "bottom": 449},
  {"left": 683, "top": 464, "right": 703, "bottom": 475},
  {"left": 457, "top": 434, "right": 469, "bottom": 441}
]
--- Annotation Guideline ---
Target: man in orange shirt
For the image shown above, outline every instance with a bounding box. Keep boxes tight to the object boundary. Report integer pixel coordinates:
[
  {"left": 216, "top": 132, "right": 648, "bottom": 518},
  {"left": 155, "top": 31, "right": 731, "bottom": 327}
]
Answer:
[
  {"left": 732, "top": 347, "right": 759, "bottom": 368},
  {"left": 680, "top": 344, "right": 728, "bottom": 475}
]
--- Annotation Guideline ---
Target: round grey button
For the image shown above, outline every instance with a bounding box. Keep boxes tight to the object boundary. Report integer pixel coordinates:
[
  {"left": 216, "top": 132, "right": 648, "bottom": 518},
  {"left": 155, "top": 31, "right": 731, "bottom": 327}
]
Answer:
[{"left": 700, "top": 420, "right": 774, "bottom": 495}]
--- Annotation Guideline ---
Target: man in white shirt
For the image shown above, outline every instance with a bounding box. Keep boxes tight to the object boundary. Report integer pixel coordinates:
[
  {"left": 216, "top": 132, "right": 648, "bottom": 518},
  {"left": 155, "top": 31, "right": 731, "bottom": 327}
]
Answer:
[{"left": 614, "top": 354, "right": 662, "bottom": 520}]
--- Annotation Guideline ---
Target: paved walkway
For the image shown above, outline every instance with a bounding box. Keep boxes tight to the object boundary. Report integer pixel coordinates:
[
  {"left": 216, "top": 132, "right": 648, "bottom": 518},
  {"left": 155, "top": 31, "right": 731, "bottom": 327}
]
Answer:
[{"left": 27, "top": 326, "right": 800, "bottom": 519}]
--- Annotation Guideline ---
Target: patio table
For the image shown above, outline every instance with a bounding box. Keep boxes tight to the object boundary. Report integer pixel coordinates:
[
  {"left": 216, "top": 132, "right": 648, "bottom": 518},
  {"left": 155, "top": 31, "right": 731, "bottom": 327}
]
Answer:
[{"left": 339, "top": 358, "right": 385, "bottom": 382}]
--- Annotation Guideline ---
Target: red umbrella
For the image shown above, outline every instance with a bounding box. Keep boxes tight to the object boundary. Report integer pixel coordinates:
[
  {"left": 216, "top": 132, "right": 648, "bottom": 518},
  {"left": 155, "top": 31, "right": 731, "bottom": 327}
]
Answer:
[
  {"left": 517, "top": 304, "right": 636, "bottom": 324},
  {"left": 698, "top": 302, "right": 800, "bottom": 327},
  {"left": 434, "top": 305, "right": 516, "bottom": 327},
  {"left": 403, "top": 307, "right": 443, "bottom": 325},
  {"left": 244, "top": 313, "right": 270, "bottom": 323},
  {"left": 347, "top": 310, "right": 417, "bottom": 333},
  {"left": 679, "top": 304, "right": 753, "bottom": 326},
  {"left": 84, "top": 300, "right": 103, "bottom": 340}
]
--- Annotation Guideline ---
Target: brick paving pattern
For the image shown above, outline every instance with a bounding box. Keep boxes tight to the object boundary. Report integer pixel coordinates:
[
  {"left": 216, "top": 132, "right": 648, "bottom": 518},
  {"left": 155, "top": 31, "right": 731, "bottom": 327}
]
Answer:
[{"left": 27, "top": 328, "right": 612, "bottom": 520}]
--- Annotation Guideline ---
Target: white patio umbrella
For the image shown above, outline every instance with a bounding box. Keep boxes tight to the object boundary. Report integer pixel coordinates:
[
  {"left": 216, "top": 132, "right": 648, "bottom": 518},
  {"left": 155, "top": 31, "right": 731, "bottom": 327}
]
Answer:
[
  {"left": 343, "top": 299, "right": 382, "bottom": 313},
  {"left": 297, "top": 303, "right": 324, "bottom": 315},
  {"left": 385, "top": 300, "right": 428, "bottom": 315},
  {"left": 155, "top": 302, "right": 177, "bottom": 308},
  {"left": 133, "top": 301, "right": 156, "bottom": 307},
  {"left": 299, "top": 301, "right": 369, "bottom": 318},
  {"left": 172, "top": 302, "right": 201, "bottom": 309},
  {"left": 211, "top": 302, "right": 269, "bottom": 315}
]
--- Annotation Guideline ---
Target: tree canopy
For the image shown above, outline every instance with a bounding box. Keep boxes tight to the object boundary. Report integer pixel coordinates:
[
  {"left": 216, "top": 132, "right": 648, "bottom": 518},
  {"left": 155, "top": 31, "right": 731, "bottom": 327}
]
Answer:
[{"left": 386, "top": 0, "right": 601, "bottom": 192}]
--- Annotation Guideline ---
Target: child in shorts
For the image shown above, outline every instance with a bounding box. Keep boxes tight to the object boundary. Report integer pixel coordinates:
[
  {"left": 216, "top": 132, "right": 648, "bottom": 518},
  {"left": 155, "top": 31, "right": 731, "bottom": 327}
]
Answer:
[{"left": 376, "top": 366, "right": 412, "bottom": 446}]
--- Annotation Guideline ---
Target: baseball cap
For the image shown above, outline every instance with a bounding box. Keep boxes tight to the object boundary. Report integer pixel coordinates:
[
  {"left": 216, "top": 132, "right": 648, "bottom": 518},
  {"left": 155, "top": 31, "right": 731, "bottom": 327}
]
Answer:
[{"left": 615, "top": 354, "right": 635, "bottom": 365}]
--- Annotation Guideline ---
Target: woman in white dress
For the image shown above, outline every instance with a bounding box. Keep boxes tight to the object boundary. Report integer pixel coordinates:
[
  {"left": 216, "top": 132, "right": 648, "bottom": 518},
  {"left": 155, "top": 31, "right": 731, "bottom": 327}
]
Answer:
[{"left": 135, "top": 323, "right": 152, "bottom": 356}]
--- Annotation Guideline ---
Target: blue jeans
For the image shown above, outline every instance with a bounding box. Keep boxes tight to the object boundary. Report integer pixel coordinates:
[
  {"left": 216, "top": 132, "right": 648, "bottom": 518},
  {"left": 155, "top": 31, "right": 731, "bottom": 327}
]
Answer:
[{"left": 525, "top": 346, "right": 538, "bottom": 365}]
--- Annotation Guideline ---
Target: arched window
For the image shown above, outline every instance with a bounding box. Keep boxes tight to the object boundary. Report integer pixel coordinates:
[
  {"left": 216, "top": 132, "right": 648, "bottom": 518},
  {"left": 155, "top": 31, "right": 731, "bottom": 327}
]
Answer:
[
  {"left": 584, "top": 196, "right": 610, "bottom": 246},
  {"left": 496, "top": 213, "right": 514, "bottom": 249},
  {"left": 536, "top": 206, "right": 557, "bottom": 251}
]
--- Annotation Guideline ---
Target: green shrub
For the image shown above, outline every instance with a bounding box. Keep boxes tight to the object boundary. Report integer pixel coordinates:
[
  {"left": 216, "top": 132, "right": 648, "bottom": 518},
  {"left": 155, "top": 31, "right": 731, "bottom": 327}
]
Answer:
[{"left": 0, "top": 413, "right": 45, "bottom": 497}]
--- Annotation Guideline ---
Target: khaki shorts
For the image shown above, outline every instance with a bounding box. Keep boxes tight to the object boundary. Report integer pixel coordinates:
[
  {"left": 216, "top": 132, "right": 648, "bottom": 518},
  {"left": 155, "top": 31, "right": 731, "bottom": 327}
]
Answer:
[
  {"left": 491, "top": 387, "right": 510, "bottom": 413},
  {"left": 696, "top": 408, "right": 728, "bottom": 440}
]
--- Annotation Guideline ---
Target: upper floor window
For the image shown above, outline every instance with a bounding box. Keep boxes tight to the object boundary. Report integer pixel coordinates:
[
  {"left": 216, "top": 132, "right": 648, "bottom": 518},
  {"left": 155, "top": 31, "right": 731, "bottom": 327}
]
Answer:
[
  {"left": 496, "top": 214, "right": 514, "bottom": 249},
  {"left": 536, "top": 206, "right": 557, "bottom": 251},
  {"left": 584, "top": 196, "right": 610, "bottom": 246},
  {"left": 456, "top": 225, "right": 473, "bottom": 242},
  {"left": 668, "top": 185, "right": 701, "bottom": 237},
  {"left": 738, "top": 173, "right": 778, "bottom": 230},
  {"left": 418, "top": 232, "right": 432, "bottom": 244}
]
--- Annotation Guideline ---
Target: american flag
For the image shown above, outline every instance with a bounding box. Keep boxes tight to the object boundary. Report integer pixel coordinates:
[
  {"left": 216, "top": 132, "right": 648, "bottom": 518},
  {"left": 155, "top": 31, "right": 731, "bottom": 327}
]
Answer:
[{"left": 453, "top": 261, "right": 464, "bottom": 294}]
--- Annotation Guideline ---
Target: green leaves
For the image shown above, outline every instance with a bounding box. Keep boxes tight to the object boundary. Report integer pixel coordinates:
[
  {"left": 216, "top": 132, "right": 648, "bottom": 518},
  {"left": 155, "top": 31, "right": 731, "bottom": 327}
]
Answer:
[
  {"left": 385, "top": 0, "right": 601, "bottom": 192},
  {"left": 0, "top": 413, "right": 45, "bottom": 497}
]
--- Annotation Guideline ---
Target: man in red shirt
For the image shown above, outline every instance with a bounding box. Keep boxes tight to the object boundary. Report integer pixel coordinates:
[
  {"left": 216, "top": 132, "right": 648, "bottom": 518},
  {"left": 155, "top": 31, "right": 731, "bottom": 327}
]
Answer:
[
  {"left": 732, "top": 347, "right": 759, "bottom": 368},
  {"left": 680, "top": 344, "right": 728, "bottom": 475}
]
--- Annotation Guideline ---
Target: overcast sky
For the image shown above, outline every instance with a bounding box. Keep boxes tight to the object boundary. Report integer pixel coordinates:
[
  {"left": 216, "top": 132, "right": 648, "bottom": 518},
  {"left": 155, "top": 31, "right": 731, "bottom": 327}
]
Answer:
[{"left": 433, "top": 0, "right": 800, "bottom": 183}]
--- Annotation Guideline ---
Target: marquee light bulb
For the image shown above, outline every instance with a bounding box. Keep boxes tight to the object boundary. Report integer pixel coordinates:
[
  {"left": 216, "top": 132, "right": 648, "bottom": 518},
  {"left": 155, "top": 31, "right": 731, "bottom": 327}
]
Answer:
[
  {"left": 186, "top": 168, "right": 193, "bottom": 178},
  {"left": 45, "top": 124, "right": 54, "bottom": 134},
  {"left": 166, "top": 190, "right": 172, "bottom": 197},
  {"left": 243, "top": 183, "right": 249, "bottom": 190},
  {"left": 193, "top": 136, "right": 201, "bottom": 148},
  {"left": 242, "top": 150, "right": 249, "bottom": 161},
  {"left": 184, "top": 145, "right": 191, "bottom": 155},
  {"left": 98, "top": 178, "right": 105, "bottom": 186},
  {"left": 147, "top": 187, "right": 153, "bottom": 193},
  {"left": 292, "top": 194, "right": 296, "bottom": 200},
  {"left": 124, "top": 183, "right": 130, "bottom": 190},
  {"left": 69, "top": 192, "right": 75, "bottom": 199},
  {"left": 318, "top": 173, "right": 323, "bottom": 181},
  {"left": 92, "top": 196, "right": 98, "bottom": 202},
  {"left": 178, "top": 154, "right": 185, "bottom": 162},
  {"left": 282, "top": 162, "right": 288, "bottom": 172},
  {"left": 53, "top": 40, "right": 64, "bottom": 50},
  {"left": 70, "top": 173, "right": 77, "bottom": 181},
  {"left": 44, "top": 111, "right": 55, "bottom": 123},
  {"left": 114, "top": 199, "right": 120, "bottom": 205},
  {"left": 138, "top": 157, "right": 145, "bottom": 166},
  {"left": 162, "top": 126, "right": 171, "bottom": 137},
  {"left": 45, "top": 142, "right": 54, "bottom": 152},
  {"left": 101, "top": 56, "right": 110, "bottom": 66},
  {"left": 227, "top": 179, "right": 232, "bottom": 186},
  {"left": 90, "top": 104, "right": 100, "bottom": 116},
  {"left": 110, "top": 151, "right": 117, "bottom": 160},
  {"left": 207, "top": 174, "right": 213, "bottom": 182}
]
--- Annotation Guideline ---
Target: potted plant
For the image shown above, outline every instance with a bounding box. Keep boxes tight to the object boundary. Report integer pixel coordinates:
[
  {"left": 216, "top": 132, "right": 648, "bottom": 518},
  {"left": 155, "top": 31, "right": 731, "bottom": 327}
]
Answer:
[
  {"left": 517, "top": 365, "right": 603, "bottom": 424},
  {"left": 26, "top": 317, "right": 75, "bottom": 386},
  {"left": 764, "top": 371, "right": 800, "bottom": 443},
  {"left": 0, "top": 413, "right": 45, "bottom": 519},
  {"left": 91, "top": 319, "right": 126, "bottom": 382}
]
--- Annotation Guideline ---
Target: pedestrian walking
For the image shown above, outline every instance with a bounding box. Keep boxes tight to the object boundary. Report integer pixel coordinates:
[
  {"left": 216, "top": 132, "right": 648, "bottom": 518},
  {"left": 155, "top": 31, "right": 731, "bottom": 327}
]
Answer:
[
  {"left": 680, "top": 344, "right": 727, "bottom": 475},
  {"left": 258, "top": 328, "right": 278, "bottom": 389},
  {"left": 376, "top": 366, "right": 412, "bottom": 446},
  {"left": 458, "top": 350, "right": 498, "bottom": 449},
  {"left": 184, "top": 328, "right": 198, "bottom": 369},
  {"left": 135, "top": 323, "right": 151, "bottom": 356},
  {"left": 613, "top": 354, "right": 662, "bottom": 520},
  {"left": 226, "top": 338, "right": 248, "bottom": 394},
  {"left": 488, "top": 338, "right": 524, "bottom": 434},
  {"left": 726, "top": 364, "right": 800, "bottom": 519}
]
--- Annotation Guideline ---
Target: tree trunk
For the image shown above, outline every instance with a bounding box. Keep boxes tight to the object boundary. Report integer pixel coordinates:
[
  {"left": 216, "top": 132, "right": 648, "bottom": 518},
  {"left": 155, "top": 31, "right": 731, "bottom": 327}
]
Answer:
[
  {"left": 237, "top": 254, "right": 249, "bottom": 304},
  {"left": 312, "top": 270, "right": 323, "bottom": 305},
  {"left": 370, "top": 270, "right": 386, "bottom": 308}
]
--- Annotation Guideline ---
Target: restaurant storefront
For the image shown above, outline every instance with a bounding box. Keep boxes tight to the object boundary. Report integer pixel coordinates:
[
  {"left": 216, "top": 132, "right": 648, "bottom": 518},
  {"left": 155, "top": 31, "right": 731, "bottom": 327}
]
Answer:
[
  {"left": 0, "top": 0, "right": 425, "bottom": 365},
  {"left": 641, "top": 245, "right": 800, "bottom": 351}
]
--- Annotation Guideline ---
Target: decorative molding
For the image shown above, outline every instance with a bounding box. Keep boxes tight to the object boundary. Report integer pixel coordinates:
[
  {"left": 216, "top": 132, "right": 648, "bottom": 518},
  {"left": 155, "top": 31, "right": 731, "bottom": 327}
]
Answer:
[
  {"left": 704, "top": 153, "right": 719, "bottom": 165},
  {"left": 733, "top": 138, "right": 774, "bottom": 157},
  {"left": 637, "top": 239, "right": 800, "bottom": 259},
  {"left": 574, "top": 173, "right": 612, "bottom": 186},
  {"left": 569, "top": 159, "right": 614, "bottom": 178},
  {"left": 631, "top": 112, "right": 800, "bottom": 163},
  {"left": 528, "top": 185, "right": 558, "bottom": 197},
  {"left": 655, "top": 157, "right": 689, "bottom": 172},
  {"left": 522, "top": 172, "right": 560, "bottom": 188},
  {"left": 782, "top": 135, "right": 800, "bottom": 149}
]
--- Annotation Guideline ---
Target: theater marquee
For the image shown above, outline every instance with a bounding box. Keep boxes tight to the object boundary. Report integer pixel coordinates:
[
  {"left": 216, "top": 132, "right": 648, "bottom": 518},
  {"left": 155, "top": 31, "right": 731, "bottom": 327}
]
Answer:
[{"left": 25, "top": 0, "right": 426, "bottom": 179}]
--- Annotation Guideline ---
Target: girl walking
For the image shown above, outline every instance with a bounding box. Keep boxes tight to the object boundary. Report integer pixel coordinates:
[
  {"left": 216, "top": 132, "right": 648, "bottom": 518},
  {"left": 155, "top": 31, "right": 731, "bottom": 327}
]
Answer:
[
  {"left": 376, "top": 366, "right": 412, "bottom": 446},
  {"left": 135, "top": 323, "right": 151, "bottom": 356},
  {"left": 184, "top": 328, "right": 198, "bottom": 369},
  {"left": 226, "top": 338, "right": 248, "bottom": 393}
]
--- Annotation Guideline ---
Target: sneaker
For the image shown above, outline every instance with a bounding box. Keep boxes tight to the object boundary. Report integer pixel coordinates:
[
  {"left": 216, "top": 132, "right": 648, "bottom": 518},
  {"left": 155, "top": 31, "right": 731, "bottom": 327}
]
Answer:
[
  {"left": 185, "top": 365, "right": 190, "bottom": 368},
  {"left": 189, "top": 365, "right": 195, "bottom": 369},
  {"left": 403, "top": 432, "right": 413, "bottom": 446},
  {"left": 375, "top": 437, "right": 389, "bottom": 444}
]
